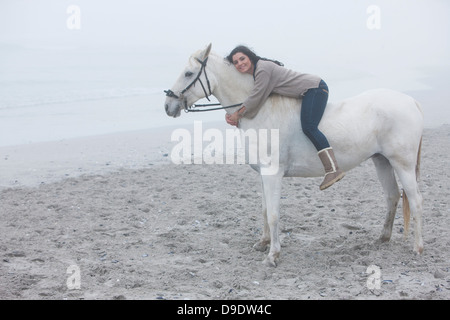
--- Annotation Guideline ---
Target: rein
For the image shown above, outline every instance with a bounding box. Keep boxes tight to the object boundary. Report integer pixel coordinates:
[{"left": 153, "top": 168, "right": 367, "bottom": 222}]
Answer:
[
  {"left": 164, "top": 57, "right": 242, "bottom": 113},
  {"left": 184, "top": 102, "right": 242, "bottom": 113}
]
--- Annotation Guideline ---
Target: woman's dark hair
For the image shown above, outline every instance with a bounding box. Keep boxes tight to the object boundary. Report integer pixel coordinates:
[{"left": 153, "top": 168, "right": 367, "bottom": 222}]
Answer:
[{"left": 226, "top": 45, "right": 284, "bottom": 67}]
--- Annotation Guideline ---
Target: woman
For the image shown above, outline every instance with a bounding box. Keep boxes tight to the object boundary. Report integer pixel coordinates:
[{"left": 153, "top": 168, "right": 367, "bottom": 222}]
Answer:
[{"left": 225, "top": 45, "right": 344, "bottom": 190}]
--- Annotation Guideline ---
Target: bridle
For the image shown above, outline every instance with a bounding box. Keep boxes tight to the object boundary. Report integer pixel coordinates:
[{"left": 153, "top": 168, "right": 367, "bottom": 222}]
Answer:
[
  {"left": 164, "top": 57, "right": 242, "bottom": 113},
  {"left": 164, "top": 57, "right": 212, "bottom": 102}
]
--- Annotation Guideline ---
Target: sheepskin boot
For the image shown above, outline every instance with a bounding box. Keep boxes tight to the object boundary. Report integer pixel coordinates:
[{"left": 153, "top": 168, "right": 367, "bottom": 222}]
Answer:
[{"left": 318, "top": 147, "right": 345, "bottom": 190}]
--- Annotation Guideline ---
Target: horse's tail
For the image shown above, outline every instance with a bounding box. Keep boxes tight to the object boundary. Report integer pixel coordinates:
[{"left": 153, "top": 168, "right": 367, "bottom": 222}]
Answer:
[{"left": 402, "top": 135, "right": 422, "bottom": 237}]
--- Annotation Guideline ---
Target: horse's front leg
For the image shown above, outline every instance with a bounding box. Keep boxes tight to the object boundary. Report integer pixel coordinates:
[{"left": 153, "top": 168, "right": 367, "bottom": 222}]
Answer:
[
  {"left": 253, "top": 179, "right": 270, "bottom": 252},
  {"left": 259, "top": 172, "right": 283, "bottom": 267}
]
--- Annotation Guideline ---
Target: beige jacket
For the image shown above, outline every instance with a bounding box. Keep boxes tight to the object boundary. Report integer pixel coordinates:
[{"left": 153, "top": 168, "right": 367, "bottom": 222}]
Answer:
[{"left": 242, "top": 60, "right": 321, "bottom": 118}]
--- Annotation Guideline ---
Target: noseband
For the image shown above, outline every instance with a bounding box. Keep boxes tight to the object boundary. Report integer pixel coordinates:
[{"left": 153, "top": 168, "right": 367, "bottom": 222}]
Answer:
[{"left": 164, "top": 57, "right": 242, "bottom": 113}]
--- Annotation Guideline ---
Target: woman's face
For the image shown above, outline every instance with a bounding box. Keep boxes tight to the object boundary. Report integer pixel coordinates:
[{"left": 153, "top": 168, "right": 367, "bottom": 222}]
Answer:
[{"left": 232, "top": 52, "right": 254, "bottom": 75}]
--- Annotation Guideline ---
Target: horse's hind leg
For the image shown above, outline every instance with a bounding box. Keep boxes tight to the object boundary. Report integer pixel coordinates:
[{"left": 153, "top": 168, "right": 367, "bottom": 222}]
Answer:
[
  {"left": 372, "top": 154, "right": 401, "bottom": 242},
  {"left": 391, "top": 164, "right": 424, "bottom": 254}
]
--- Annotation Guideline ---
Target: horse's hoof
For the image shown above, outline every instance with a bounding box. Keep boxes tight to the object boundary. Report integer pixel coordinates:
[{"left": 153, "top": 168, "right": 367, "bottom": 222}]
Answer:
[
  {"left": 253, "top": 241, "right": 269, "bottom": 252},
  {"left": 414, "top": 244, "right": 424, "bottom": 255},
  {"left": 378, "top": 235, "right": 391, "bottom": 243},
  {"left": 262, "top": 256, "right": 277, "bottom": 268}
]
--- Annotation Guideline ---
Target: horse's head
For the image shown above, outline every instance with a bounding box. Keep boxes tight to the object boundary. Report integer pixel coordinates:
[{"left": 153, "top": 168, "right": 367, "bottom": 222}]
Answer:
[{"left": 164, "top": 43, "right": 214, "bottom": 117}]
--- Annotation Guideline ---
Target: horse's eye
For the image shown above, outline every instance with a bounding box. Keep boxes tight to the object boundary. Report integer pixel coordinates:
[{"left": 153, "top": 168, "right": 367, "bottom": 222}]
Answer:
[{"left": 185, "top": 71, "right": 194, "bottom": 77}]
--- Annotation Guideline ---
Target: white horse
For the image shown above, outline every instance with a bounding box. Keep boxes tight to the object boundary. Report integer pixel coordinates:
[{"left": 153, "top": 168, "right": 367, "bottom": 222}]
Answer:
[{"left": 164, "top": 44, "right": 424, "bottom": 267}]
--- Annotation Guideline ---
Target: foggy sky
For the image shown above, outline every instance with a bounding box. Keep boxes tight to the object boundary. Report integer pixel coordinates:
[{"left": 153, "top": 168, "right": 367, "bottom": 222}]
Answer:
[
  {"left": 1, "top": 0, "right": 449, "bottom": 68},
  {"left": 1, "top": 0, "right": 449, "bottom": 130}
]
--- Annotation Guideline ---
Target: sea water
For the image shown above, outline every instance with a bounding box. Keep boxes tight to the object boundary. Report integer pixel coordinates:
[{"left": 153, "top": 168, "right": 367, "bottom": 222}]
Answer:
[
  {"left": 1, "top": 44, "right": 449, "bottom": 147},
  {"left": 0, "top": 44, "right": 222, "bottom": 147}
]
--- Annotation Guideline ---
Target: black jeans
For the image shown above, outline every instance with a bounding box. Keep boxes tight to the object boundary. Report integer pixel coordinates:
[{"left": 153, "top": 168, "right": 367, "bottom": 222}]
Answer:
[{"left": 301, "top": 80, "right": 330, "bottom": 151}]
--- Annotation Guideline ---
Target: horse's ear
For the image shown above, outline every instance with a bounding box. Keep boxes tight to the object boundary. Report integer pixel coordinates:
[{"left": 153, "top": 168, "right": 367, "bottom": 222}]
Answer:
[{"left": 201, "top": 43, "right": 212, "bottom": 59}]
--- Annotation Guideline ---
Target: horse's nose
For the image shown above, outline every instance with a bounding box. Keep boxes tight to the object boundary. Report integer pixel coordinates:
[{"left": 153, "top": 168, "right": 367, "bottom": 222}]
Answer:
[{"left": 165, "top": 103, "right": 169, "bottom": 113}]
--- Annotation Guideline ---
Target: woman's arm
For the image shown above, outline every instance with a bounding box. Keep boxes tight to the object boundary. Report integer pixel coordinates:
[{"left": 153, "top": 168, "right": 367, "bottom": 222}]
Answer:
[{"left": 241, "top": 68, "right": 273, "bottom": 118}]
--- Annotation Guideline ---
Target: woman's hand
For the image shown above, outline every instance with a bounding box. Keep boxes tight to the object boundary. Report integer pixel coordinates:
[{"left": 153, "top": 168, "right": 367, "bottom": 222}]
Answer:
[
  {"left": 225, "top": 106, "right": 246, "bottom": 127},
  {"left": 225, "top": 111, "right": 239, "bottom": 127}
]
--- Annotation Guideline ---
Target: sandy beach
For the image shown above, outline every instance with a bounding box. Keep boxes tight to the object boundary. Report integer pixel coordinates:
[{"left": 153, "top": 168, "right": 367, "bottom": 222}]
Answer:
[
  {"left": 2, "top": 0, "right": 450, "bottom": 303},
  {"left": 1, "top": 122, "right": 449, "bottom": 300}
]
